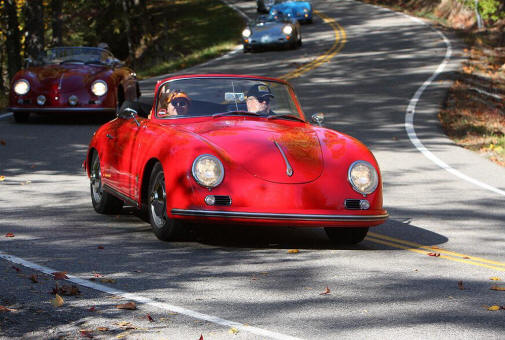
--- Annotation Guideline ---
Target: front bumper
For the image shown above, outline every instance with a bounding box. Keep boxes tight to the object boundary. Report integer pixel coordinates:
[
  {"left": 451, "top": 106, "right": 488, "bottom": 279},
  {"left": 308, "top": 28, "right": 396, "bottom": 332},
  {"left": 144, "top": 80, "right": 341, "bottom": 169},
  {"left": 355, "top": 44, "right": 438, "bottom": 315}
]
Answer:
[{"left": 171, "top": 208, "right": 389, "bottom": 227}]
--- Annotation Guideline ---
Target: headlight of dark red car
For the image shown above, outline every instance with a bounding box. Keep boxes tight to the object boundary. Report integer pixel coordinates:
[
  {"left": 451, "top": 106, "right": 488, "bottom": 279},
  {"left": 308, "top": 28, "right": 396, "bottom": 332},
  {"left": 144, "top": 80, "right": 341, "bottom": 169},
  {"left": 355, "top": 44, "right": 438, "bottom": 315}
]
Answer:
[
  {"left": 13, "top": 79, "right": 30, "bottom": 95},
  {"left": 91, "top": 80, "right": 108, "bottom": 96},
  {"left": 242, "top": 28, "right": 252, "bottom": 38},
  {"left": 348, "top": 161, "right": 379, "bottom": 195},
  {"left": 192, "top": 154, "right": 224, "bottom": 188}
]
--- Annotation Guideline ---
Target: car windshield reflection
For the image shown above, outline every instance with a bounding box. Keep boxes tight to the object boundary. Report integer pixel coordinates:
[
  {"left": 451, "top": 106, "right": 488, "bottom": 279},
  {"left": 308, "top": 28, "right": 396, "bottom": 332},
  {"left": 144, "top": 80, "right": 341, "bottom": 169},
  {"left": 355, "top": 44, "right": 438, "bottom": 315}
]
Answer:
[
  {"left": 155, "top": 77, "right": 303, "bottom": 120},
  {"left": 38, "top": 47, "right": 115, "bottom": 65}
]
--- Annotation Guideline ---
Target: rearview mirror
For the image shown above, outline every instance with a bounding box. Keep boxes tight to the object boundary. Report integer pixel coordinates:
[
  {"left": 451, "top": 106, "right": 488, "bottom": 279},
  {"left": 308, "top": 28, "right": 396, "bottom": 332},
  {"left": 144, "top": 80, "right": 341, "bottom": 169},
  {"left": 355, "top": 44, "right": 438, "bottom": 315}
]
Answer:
[{"left": 311, "top": 112, "right": 324, "bottom": 126}]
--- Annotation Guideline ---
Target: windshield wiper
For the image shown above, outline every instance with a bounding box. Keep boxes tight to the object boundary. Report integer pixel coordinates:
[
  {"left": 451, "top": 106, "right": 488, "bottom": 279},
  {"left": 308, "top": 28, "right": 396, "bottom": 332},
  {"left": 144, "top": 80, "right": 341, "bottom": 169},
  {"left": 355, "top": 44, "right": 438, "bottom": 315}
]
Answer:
[
  {"left": 213, "top": 111, "right": 262, "bottom": 118},
  {"left": 266, "top": 114, "right": 305, "bottom": 123}
]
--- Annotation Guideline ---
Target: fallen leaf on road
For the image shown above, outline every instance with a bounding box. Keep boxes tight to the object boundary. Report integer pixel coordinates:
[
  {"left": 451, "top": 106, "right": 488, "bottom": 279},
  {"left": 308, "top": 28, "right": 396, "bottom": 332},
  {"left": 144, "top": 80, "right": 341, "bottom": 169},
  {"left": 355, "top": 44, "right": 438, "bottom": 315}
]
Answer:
[
  {"left": 52, "top": 294, "right": 64, "bottom": 307},
  {"left": 116, "top": 321, "right": 136, "bottom": 329},
  {"left": 52, "top": 272, "right": 68, "bottom": 280},
  {"left": 88, "top": 306, "right": 96, "bottom": 312},
  {"left": 487, "top": 305, "right": 502, "bottom": 311},
  {"left": 12, "top": 266, "right": 20, "bottom": 272},
  {"left": 287, "top": 249, "right": 299, "bottom": 254},
  {"left": 320, "top": 286, "right": 331, "bottom": 295},
  {"left": 100, "top": 278, "right": 116, "bottom": 284},
  {"left": 5, "top": 232, "right": 14, "bottom": 237},
  {"left": 116, "top": 302, "right": 136, "bottom": 310},
  {"left": 58, "top": 284, "right": 80, "bottom": 296},
  {"left": 199, "top": 335, "right": 204, "bottom": 340},
  {"left": 30, "top": 274, "right": 38, "bottom": 283},
  {"left": 116, "top": 331, "right": 131, "bottom": 339},
  {"left": 458, "top": 281, "right": 465, "bottom": 290},
  {"left": 490, "top": 277, "right": 501, "bottom": 281},
  {"left": 229, "top": 327, "right": 239, "bottom": 334},
  {"left": 427, "top": 252, "right": 440, "bottom": 257},
  {"left": 0, "top": 306, "right": 17, "bottom": 312},
  {"left": 147, "top": 314, "right": 154, "bottom": 322},
  {"left": 0, "top": 140, "right": 6, "bottom": 146},
  {"left": 96, "top": 327, "right": 108, "bottom": 332},
  {"left": 97, "top": 246, "right": 104, "bottom": 249},
  {"left": 0, "top": 176, "right": 5, "bottom": 182},
  {"left": 490, "top": 285, "right": 505, "bottom": 291},
  {"left": 93, "top": 273, "right": 103, "bottom": 278},
  {"left": 463, "top": 256, "right": 470, "bottom": 259},
  {"left": 80, "top": 330, "right": 94, "bottom": 338}
]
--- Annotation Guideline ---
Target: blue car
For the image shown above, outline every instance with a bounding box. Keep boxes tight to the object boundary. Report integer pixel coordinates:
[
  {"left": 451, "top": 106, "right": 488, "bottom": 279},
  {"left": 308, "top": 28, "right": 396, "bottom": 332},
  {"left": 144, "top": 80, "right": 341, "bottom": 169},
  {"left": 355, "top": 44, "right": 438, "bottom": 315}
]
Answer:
[
  {"left": 269, "top": 1, "right": 313, "bottom": 24},
  {"left": 242, "top": 14, "right": 302, "bottom": 52}
]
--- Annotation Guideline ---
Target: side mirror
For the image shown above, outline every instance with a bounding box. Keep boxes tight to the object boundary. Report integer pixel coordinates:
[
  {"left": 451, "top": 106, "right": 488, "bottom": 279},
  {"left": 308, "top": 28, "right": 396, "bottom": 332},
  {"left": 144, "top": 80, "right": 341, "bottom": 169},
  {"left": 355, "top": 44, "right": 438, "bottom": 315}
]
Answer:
[
  {"left": 311, "top": 112, "right": 325, "bottom": 126},
  {"left": 118, "top": 107, "right": 141, "bottom": 126}
]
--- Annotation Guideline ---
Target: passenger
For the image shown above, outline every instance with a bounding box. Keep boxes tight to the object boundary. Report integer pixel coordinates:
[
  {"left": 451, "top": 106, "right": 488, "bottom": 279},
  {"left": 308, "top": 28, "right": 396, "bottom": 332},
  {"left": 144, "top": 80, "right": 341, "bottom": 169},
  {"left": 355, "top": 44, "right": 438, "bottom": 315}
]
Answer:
[
  {"left": 159, "top": 90, "right": 191, "bottom": 117},
  {"left": 246, "top": 84, "right": 274, "bottom": 115}
]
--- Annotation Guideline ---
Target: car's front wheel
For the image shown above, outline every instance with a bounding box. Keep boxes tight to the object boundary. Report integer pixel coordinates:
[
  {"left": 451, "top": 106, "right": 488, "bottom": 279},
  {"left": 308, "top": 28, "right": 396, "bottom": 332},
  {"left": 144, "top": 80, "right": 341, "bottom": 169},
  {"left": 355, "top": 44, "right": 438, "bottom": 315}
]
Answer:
[
  {"left": 325, "top": 227, "right": 369, "bottom": 244},
  {"left": 90, "top": 152, "right": 124, "bottom": 214},
  {"left": 147, "top": 163, "right": 182, "bottom": 241}
]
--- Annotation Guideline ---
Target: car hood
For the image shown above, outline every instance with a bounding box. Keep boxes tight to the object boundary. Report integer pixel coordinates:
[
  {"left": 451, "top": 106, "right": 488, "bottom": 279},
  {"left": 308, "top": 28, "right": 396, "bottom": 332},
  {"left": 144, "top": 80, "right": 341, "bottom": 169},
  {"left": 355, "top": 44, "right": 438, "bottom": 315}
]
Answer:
[
  {"left": 180, "top": 119, "right": 323, "bottom": 184},
  {"left": 26, "top": 64, "right": 109, "bottom": 93}
]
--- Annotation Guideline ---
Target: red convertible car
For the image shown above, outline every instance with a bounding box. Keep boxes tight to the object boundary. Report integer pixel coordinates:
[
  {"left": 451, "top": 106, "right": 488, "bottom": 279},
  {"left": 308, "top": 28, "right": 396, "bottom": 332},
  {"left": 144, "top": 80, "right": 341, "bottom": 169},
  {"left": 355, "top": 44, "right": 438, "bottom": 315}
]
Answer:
[
  {"left": 8, "top": 46, "right": 140, "bottom": 123},
  {"left": 84, "top": 74, "right": 388, "bottom": 244}
]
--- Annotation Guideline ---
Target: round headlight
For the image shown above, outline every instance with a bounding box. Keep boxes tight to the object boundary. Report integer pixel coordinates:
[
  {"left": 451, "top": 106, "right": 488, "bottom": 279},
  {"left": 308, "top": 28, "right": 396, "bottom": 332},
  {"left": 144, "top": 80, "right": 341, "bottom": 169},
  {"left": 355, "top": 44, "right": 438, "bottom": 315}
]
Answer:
[
  {"left": 348, "top": 161, "right": 379, "bottom": 196},
  {"left": 91, "top": 80, "right": 108, "bottom": 96},
  {"left": 242, "top": 28, "right": 252, "bottom": 38},
  {"left": 192, "top": 155, "right": 224, "bottom": 188},
  {"left": 14, "top": 79, "right": 30, "bottom": 95},
  {"left": 282, "top": 25, "right": 293, "bottom": 35}
]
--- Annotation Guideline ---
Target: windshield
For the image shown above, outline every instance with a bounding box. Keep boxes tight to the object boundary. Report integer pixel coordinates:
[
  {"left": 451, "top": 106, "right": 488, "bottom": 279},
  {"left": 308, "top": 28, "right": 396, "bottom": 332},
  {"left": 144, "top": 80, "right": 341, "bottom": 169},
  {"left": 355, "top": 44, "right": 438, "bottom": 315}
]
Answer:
[
  {"left": 155, "top": 77, "right": 304, "bottom": 120},
  {"left": 39, "top": 47, "right": 115, "bottom": 65}
]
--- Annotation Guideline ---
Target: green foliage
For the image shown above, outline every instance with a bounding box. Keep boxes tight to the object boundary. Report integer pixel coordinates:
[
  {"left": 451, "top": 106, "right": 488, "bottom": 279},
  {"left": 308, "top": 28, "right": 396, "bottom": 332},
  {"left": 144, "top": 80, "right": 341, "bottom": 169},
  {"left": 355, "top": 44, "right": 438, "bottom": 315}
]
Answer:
[{"left": 459, "top": 0, "right": 505, "bottom": 20}]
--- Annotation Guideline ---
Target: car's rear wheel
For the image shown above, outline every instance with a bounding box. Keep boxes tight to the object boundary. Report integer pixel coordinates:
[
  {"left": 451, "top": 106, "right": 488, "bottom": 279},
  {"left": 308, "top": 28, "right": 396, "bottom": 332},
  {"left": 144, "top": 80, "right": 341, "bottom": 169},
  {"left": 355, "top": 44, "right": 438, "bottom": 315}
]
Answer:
[
  {"left": 13, "top": 112, "right": 30, "bottom": 123},
  {"left": 148, "top": 163, "right": 182, "bottom": 241},
  {"left": 324, "top": 227, "right": 369, "bottom": 244},
  {"left": 90, "top": 152, "right": 124, "bottom": 214}
]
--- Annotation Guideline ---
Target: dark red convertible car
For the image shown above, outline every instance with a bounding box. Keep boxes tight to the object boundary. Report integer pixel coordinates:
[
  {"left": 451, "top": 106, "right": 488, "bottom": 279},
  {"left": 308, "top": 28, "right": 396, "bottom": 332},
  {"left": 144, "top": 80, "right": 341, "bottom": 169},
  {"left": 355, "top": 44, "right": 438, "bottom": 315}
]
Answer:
[
  {"left": 85, "top": 74, "right": 388, "bottom": 244},
  {"left": 8, "top": 46, "right": 140, "bottom": 123}
]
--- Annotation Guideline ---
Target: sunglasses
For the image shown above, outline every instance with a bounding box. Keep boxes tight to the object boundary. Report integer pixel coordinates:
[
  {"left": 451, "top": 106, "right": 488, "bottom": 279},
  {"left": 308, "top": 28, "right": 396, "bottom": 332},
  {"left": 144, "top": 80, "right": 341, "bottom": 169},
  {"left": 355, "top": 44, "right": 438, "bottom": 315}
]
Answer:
[
  {"left": 171, "top": 100, "right": 188, "bottom": 107},
  {"left": 256, "top": 96, "right": 271, "bottom": 104}
]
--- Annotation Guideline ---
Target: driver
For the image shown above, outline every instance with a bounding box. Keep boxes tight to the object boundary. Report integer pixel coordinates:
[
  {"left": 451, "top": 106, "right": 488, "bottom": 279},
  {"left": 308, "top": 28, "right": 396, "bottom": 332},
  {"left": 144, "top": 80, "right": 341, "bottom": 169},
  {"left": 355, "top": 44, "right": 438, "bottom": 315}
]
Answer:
[
  {"left": 246, "top": 84, "right": 274, "bottom": 115},
  {"left": 159, "top": 90, "right": 191, "bottom": 117}
]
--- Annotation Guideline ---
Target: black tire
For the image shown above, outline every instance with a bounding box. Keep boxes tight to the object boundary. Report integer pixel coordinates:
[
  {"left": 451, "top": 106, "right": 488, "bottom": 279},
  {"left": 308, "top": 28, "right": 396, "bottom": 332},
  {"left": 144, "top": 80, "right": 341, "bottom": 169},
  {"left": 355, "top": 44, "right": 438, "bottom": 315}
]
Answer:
[
  {"left": 325, "top": 227, "right": 369, "bottom": 244},
  {"left": 90, "top": 152, "right": 124, "bottom": 214},
  {"left": 147, "top": 163, "right": 182, "bottom": 241},
  {"left": 297, "top": 37, "right": 302, "bottom": 48},
  {"left": 13, "top": 112, "right": 29, "bottom": 123}
]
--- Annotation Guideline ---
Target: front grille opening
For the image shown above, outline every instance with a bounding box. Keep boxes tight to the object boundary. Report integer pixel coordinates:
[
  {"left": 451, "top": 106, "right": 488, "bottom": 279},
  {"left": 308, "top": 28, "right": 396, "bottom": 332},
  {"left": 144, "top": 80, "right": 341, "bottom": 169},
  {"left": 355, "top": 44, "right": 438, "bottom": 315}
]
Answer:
[
  {"left": 345, "top": 199, "right": 361, "bottom": 210},
  {"left": 205, "top": 195, "right": 232, "bottom": 206}
]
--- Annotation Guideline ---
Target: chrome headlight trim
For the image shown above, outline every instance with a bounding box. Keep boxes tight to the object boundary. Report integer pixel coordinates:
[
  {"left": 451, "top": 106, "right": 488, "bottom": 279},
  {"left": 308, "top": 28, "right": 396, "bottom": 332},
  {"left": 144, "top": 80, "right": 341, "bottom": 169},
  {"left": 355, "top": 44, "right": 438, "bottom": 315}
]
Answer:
[
  {"left": 282, "top": 25, "right": 293, "bottom": 35},
  {"left": 14, "top": 79, "right": 30, "bottom": 95},
  {"left": 348, "top": 160, "right": 379, "bottom": 196},
  {"left": 192, "top": 154, "right": 224, "bottom": 188},
  {"left": 242, "top": 28, "right": 252, "bottom": 38},
  {"left": 91, "top": 80, "right": 108, "bottom": 96}
]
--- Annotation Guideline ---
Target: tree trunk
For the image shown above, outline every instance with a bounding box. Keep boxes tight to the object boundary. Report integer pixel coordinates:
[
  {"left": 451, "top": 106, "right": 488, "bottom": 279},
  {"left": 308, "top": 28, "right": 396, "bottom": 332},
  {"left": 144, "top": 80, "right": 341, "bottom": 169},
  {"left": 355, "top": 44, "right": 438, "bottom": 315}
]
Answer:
[
  {"left": 5, "top": 0, "right": 22, "bottom": 82},
  {"left": 24, "top": 0, "right": 45, "bottom": 60},
  {"left": 51, "top": 0, "right": 63, "bottom": 46}
]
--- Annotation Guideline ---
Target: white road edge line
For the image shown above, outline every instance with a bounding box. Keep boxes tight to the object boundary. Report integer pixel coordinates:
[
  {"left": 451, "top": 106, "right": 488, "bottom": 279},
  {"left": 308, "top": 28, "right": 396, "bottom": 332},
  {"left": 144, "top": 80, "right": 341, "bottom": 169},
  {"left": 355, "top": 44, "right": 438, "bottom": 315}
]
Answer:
[
  {"left": 402, "top": 15, "right": 505, "bottom": 197},
  {"left": 0, "top": 112, "right": 13, "bottom": 120},
  {"left": 0, "top": 250, "right": 302, "bottom": 340}
]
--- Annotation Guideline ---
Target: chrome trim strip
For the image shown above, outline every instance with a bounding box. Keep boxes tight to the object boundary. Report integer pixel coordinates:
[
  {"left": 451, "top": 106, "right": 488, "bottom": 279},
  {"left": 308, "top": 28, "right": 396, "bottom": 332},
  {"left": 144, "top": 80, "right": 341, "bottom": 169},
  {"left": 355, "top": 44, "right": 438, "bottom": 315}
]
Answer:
[
  {"left": 8, "top": 107, "right": 115, "bottom": 113},
  {"left": 274, "top": 140, "right": 293, "bottom": 177},
  {"left": 171, "top": 209, "right": 389, "bottom": 221}
]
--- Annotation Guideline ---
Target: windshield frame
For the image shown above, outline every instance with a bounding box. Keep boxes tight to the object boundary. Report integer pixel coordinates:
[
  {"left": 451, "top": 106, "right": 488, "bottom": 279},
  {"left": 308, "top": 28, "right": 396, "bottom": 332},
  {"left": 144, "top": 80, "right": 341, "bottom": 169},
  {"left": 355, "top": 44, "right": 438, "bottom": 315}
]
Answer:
[{"left": 152, "top": 75, "right": 305, "bottom": 121}]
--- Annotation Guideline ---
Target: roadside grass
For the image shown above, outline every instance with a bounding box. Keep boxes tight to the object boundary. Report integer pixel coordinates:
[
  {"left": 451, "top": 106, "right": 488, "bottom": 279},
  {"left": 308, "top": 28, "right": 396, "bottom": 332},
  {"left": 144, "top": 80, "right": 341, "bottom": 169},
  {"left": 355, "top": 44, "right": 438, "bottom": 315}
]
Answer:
[
  {"left": 134, "top": 0, "right": 244, "bottom": 78},
  {"left": 360, "top": 0, "right": 505, "bottom": 167}
]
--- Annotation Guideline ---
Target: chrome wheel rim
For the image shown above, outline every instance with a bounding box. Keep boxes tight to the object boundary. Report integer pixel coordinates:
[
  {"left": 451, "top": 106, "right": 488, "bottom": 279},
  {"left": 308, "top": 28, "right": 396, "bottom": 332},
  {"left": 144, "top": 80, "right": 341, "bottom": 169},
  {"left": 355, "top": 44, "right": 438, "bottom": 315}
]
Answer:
[
  {"left": 90, "top": 156, "right": 103, "bottom": 204},
  {"left": 149, "top": 172, "right": 166, "bottom": 228}
]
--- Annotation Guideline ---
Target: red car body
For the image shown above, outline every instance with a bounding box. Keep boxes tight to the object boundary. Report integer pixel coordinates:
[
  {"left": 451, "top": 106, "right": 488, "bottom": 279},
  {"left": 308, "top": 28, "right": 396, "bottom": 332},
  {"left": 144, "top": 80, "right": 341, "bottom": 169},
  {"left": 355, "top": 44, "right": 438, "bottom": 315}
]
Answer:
[
  {"left": 85, "top": 74, "right": 388, "bottom": 243},
  {"left": 8, "top": 47, "right": 139, "bottom": 123}
]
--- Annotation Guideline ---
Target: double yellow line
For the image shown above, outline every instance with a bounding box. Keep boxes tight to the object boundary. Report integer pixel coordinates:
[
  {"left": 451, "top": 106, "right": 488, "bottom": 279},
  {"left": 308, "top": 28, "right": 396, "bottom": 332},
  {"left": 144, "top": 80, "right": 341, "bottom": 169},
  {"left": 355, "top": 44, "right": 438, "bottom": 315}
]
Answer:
[
  {"left": 280, "top": 10, "right": 347, "bottom": 80},
  {"left": 367, "top": 232, "right": 505, "bottom": 272}
]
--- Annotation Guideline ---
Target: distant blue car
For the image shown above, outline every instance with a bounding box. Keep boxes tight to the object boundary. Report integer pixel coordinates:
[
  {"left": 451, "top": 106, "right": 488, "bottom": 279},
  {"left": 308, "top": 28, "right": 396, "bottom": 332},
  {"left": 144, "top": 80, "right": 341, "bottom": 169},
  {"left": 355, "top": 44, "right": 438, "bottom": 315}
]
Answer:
[{"left": 269, "top": 1, "right": 313, "bottom": 24}]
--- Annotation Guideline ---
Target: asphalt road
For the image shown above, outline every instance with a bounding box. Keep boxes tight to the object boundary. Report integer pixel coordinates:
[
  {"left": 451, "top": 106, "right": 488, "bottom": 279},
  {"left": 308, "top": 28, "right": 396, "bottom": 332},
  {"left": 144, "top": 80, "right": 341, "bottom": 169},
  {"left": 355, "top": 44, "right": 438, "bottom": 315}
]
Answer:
[{"left": 1, "top": 0, "right": 505, "bottom": 339}]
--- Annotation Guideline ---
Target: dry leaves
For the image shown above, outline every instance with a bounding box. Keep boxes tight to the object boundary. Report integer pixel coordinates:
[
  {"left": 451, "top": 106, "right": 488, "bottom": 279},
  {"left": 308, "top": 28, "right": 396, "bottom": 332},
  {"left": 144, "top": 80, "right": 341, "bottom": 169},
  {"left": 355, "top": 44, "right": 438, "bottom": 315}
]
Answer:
[
  {"left": 229, "top": 327, "right": 239, "bottom": 334},
  {"left": 52, "top": 271, "right": 68, "bottom": 280},
  {"left": 0, "top": 305, "right": 17, "bottom": 312},
  {"left": 52, "top": 294, "right": 64, "bottom": 307},
  {"left": 457, "top": 281, "right": 465, "bottom": 290},
  {"left": 5, "top": 232, "right": 14, "bottom": 237},
  {"left": 490, "top": 285, "right": 505, "bottom": 291},
  {"left": 53, "top": 284, "right": 80, "bottom": 296},
  {"left": 30, "top": 274, "right": 38, "bottom": 283},
  {"left": 79, "top": 330, "right": 94, "bottom": 338},
  {"left": 147, "top": 314, "right": 154, "bottom": 322},
  {"left": 490, "top": 277, "right": 501, "bottom": 281},
  {"left": 116, "top": 302, "right": 136, "bottom": 310},
  {"left": 287, "top": 249, "right": 299, "bottom": 254},
  {"left": 0, "top": 176, "right": 5, "bottom": 182},
  {"left": 319, "top": 286, "right": 331, "bottom": 295},
  {"left": 427, "top": 252, "right": 441, "bottom": 257},
  {"left": 487, "top": 305, "right": 505, "bottom": 311},
  {"left": 0, "top": 140, "right": 6, "bottom": 146}
]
